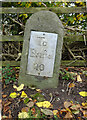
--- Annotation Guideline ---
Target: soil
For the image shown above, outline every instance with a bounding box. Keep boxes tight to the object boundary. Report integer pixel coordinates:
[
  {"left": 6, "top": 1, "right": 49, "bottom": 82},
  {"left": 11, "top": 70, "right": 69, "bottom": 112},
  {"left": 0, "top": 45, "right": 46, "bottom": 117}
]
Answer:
[{"left": 2, "top": 67, "right": 87, "bottom": 119}]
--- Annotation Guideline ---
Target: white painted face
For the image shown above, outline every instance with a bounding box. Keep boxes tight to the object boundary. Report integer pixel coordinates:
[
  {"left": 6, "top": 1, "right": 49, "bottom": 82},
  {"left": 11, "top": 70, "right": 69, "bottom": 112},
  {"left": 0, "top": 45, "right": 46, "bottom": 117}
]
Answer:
[{"left": 27, "top": 31, "right": 58, "bottom": 77}]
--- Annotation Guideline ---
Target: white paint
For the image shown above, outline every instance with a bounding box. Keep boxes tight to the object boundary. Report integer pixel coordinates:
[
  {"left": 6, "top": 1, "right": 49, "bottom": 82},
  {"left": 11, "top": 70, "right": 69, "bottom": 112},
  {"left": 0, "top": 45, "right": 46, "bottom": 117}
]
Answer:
[{"left": 27, "top": 31, "right": 58, "bottom": 77}]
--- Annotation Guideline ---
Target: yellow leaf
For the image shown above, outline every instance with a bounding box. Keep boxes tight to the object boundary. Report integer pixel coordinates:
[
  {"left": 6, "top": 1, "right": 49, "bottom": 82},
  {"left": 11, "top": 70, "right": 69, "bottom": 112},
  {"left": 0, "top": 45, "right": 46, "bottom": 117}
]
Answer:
[
  {"left": 36, "top": 101, "right": 51, "bottom": 108},
  {"left": 82, "top": 103, "right": 87, "bottom": 107},
  {"left": 53, "top": 110, "right": 58, "bottom": 115},
  {"left": 10, "top": 92, "right": 19, "bottom": 98},
  {"left": 13, "top": 84, "right": 24, "bottom": 91},
  {"left": 21, "top": 91, "right": 28, "bottom": 98},
  {"left": 18, "top": 112, "right": 29, "bottom": 118},
  {"left": 69, "top": 83, "right": 75, "bottom": 88},
  {"left": 43, "top": 101, "right": 51, "bottom": 108},
  {"left": 36, "top": 102, "right": 43, "bottom": 107},
  {"left": 79, "top": 91, "right": 87, "bottom": 97},
  {"left": 82, "top": 110, "right": 87, "bottom": 118}
]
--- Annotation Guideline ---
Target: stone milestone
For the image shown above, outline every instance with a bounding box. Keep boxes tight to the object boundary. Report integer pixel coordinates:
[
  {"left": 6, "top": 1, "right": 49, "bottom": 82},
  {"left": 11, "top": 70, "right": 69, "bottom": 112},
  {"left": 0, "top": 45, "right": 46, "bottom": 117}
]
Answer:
[{"left": 19, "top": 11, "right": 64, "bottom": 89}]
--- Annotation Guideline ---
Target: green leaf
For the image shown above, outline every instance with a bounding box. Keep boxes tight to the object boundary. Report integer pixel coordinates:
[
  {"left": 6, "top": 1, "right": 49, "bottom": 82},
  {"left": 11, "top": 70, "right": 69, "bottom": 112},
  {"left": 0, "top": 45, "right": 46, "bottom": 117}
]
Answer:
[
  {"left": 24, "top": 98, "right": 30, "bottom": 104},
  {"left": 5, "top": 79, "right": 10, "bottom": 84},
  {"left": 72, "top": 110, "right": 80, "bottom": 114}
]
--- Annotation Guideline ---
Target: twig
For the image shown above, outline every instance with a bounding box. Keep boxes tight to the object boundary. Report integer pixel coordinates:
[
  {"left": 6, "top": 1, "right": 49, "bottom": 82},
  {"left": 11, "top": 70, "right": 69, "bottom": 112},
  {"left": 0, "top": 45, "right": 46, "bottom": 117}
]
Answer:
[
  {"left": 15, "top": 53, "right": 21, "bottom": 61},
  {"left": 49, "top": 93, "right": 53, "bottom": 103},
  {"left": 64, "top": 25, "right": 87, "bottom": 32},
  {"left": 83, "top": 35, "right": 86, "bottom": 45},
  {"left": 41, "top": 2, "right": 47, "bottom": 8},
  {"left": 2, "top": 53, "right": 17, "bottom": 59},
  {"left": 8, "top": 16, "right": 25, "bottom": 29},
  {"left": 64, "top": 43, "right": 85, "bottom": 60},
  {"left": 68, "top": 87, "right": 72, "bottom": 95}
]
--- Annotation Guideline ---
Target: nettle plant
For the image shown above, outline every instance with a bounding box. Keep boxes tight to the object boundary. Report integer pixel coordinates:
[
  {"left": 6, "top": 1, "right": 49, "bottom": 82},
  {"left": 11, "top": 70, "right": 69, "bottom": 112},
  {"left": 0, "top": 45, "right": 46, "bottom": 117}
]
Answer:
[{"left": 2, "top": 64, "right": 16, "bottom": 84}]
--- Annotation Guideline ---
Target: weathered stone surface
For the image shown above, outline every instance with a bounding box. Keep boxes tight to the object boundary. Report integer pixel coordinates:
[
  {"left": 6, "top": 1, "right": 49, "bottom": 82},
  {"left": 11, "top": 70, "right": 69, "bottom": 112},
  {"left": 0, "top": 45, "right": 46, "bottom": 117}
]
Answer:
[{"left": 19, "top": 11, "right": 64, "bottom": 89}]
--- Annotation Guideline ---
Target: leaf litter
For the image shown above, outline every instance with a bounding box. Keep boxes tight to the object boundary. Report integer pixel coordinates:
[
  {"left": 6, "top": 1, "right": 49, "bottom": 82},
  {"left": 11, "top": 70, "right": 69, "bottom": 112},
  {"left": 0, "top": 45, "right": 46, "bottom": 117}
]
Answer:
[{"left": 2, "top": 66, "right": 87, "bottom": 119}]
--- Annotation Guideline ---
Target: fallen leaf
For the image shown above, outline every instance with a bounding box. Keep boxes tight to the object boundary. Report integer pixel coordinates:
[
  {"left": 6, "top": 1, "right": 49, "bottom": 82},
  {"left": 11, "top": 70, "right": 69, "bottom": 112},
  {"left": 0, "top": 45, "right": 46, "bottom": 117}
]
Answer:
[
  {"left": 36, "top": 101, "right": 51, "bottom": 108},
  {"left": 53, "top": 110, "right": 58, "bottom": 115},
  {"left": 66, "top": 108, "right": 72, "bottom": 113},
  {"left": 2, "top": 116, "right": 8, "bottom": 119},
  {"left": 8, "top": 110, "right": 12, "bottom": 118},
  {"left": 82, "top": 106, "right": 87, "bottom": 110},
  {"left": 21, "top": 91, "right": 28, "bottom": 98},
  {"left": 64, "top": 112, "right": 73, "bottom": 118},
  {"left": 13, "top": 84, "right": 24, "bottom": 91},
  {"left": 36, "top": 89, "right": 42, "bottom": 92},
  {"left": 60, "top": 109, "right": 67, "bottom": 113},
  {"left": 70, "top": 104, "right": 80, "bottom": 110},
  {"left": 4, "top": 101, "right": 11, "bottom": 107},
  {"left": 2, "top": 94, "right": 7, "bottom": 98},
  {"left": 36, "top": 102, "right": 43, "bottom": 107},
  {"left": 79, "top": 91, "right": 87, "bottom": 97},
  {"left": 9, "top": 92, "right": 19, "bottom": 98},
  {"left": 64, "top": 101, "right": 72, "bottom": 108},
  {"left": 3, "top": 106, "right": 10, "bottom": 113},
  {"left": 69, "top": 83, "right": 75, "bottom": 88},
  {"left": 24, "top": 98, "right": 30, "bottom": 104},
  {"left": 42, "top": 101, "right": 51, "bottom": 108},
  {"left": 72, "top": 110, "right": 80, "bottom": 114},
  {"left": 41, "top": 108, "right": 53, "bottom": 116},
  {"left": 21, "top": 107, "right": 29, "bottom": 112},
  {"left": 31, "top": 108, "right": 36, "bottom": 114},
  {"left": 18, "top": 112, "right": 29, "bottom": 118},
  {"left": 77, "top": 75, "right": 82, "bottom": 82},
  {"left": 26, "top": 101, "right": 34, "bottom": 108},
  {"left": 82, "top": 110, "right": 87, "bottom": 118},
  {"left": 82, "top": 102, "right": 87, "bottom": 107}
]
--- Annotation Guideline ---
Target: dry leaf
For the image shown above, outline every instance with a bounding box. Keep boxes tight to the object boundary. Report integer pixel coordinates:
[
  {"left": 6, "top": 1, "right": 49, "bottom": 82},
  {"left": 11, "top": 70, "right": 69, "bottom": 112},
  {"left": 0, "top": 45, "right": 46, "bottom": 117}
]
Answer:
[
  {"left": 53, "top": 110, "right": 58, "bottom": 115},
  {"left": 41, "top": 108, "right": 53, "bottom": 116},
  {"left": 21, "top": 91, "right": 28, "bottom": 98},
  {"left": 42, "top": 101, "right": 51, "bottom": 108},
  {"left": 36, "top": 101, "right": 51, "bottom": 108},
  {"left": 31, "top": 108, "right": 36, "bottom": 114},
  {"left": 69, "top": 83, "right": 75, "bottom": 88},
  {"left": 3, "top": 106, "right": 10, "bottom": 113},
  {"left": 64, "top": 112, "right": 73, "bottom": 118},
  {"left": 36, "top": 89, "right": 42, "bottom": 92},
  {"left": 77, "top": 75, "right": 82, "bottom": 82},
  {"left": 82, "top": 102, "right": 87, "bottom": 107},
  {"left": 60, "top": 109, "right": 67, "bottom": 113},
  {"left": 82, "top": 110, "right": 87, "bottom": 118},
  {"left": 18, "top": 112, "right": 29, "bottom": 118},
  {"left": 72, "top": 110, "right": 80, "bottom": 114},
  {"left": 79, "top": 91, "right": 87, "bottom": 97},
  {"left": 64, "top": 101, "right": 72, "bottom": 108},
  {"left": 10, "top": 92, "right": 20, "bottom": 98},
  {"left": 2, "top": 94, "right": 7, "bottom": 98},
  {"left": 70, "top": 104, "right": 81, "bottom": 110},
  {"left": 13, "top": 84, "right": 24, "bottom": 91},
  {"left": 8, "top": 110, "right": 12, "bottom": 118},
  {"left": 4, "top": 101, "right": 11, "bottom": 107},
  {"left": 21, "top": 107, "right": 29, "bottom": 112},
  {"left": 26, "top": 101, "right": 34, "bottom": 108}
]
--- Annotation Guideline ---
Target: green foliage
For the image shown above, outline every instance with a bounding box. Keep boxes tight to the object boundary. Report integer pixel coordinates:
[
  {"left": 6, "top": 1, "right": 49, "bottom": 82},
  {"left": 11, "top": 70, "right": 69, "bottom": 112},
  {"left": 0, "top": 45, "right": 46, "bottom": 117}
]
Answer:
[
  {"left": 2, "top": 2, "right": 86, "bottom": 36},
  {"left": 30, "top": 93, "right": 45, "bottom": 102},
  {"left": 59, "top": 69, "right": 75, "bottom": 80},
  {"left": 2, "top": 64, "right": 16, "bottom": 84}
]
